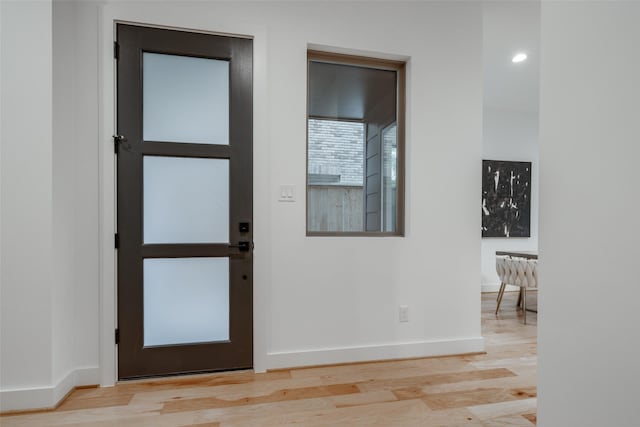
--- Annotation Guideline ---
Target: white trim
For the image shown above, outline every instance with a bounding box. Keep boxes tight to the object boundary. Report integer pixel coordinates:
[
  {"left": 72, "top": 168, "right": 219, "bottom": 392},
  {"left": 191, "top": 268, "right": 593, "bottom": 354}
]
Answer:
[
  {"left": 0, "top": 367, "right": 100, "bottom": 412},
  {"left": 249, "top": 21, "right": 270, "bottom": 375},
  {"left": 99, "top": 4, "right": 271, "bottom": 383},
  {"left": 99, "top": 3, "right": 117, "bottom": 387},
  {"left": 265, "top": 337, "right": 486, "bottom": 370},
  {"left": 307, "top": 42, "right": 409, "bottom": 63},
  {"left": 51, "top": 370, "right": 77, "bottom": 408},
  {"left": 481, "top": 282, "right": 520, "bottom": 293}
]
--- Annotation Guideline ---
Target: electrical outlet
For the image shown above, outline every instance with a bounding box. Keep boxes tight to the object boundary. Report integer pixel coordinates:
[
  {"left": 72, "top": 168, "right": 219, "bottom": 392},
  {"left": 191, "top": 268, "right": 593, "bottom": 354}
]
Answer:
[{"left": 399, "top": 305, "right": 409, "bottom": 322}]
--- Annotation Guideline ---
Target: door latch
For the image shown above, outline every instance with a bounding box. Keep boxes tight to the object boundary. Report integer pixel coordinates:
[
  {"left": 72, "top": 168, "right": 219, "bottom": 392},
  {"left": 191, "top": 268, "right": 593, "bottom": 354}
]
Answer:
[{"left": 229, "top": 241, "right": 253, "bottom": 252}]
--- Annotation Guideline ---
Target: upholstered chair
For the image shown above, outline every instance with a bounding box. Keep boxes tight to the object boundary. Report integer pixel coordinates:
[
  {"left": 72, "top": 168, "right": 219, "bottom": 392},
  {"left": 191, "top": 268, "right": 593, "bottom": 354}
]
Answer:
[
  {"left": 495, "top": 255, "right": 509, "bottom": 315},
  {"left": 495, "top": 256, "right": 538, "bottom": 324}
]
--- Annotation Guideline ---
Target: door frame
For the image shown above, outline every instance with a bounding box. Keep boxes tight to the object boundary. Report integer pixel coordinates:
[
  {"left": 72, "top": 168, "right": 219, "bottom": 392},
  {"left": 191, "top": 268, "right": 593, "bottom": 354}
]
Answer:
[{"left": 98, "top": 9, "right": 271, "bottom": 385}]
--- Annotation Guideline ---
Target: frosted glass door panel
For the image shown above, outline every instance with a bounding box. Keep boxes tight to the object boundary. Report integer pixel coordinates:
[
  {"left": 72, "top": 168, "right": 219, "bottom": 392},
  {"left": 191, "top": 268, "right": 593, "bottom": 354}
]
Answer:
[
  {"left": 144, "top": 156, "right": 229, "bottom": 244},
  {"left": 143, "top": 53, "right": 229, "bottom": 144},
  {"left": 144, "top": 257, "right": 229, "bottom": 346}
]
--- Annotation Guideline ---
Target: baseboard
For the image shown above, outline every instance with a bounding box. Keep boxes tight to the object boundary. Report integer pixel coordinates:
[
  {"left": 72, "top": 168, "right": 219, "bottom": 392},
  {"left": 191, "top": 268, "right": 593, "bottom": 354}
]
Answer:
[
  {"left": 265, "top": 337, "right": 485, "bottom": 370},
  {"left": 481, "top": 282, "right": 519, "bottom": 293},
  {"left": 0, "top": 366, "right": 99, "bottom": 412}
]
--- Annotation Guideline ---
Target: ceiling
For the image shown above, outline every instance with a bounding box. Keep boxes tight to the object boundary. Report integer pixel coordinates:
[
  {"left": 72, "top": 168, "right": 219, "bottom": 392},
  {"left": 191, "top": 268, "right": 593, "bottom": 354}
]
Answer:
[
  {"left": 483, "top": 1, "right": 540, "bottom": 113},
  {"left": 308, "top": 3, "right": 539, "bottom": 116}
]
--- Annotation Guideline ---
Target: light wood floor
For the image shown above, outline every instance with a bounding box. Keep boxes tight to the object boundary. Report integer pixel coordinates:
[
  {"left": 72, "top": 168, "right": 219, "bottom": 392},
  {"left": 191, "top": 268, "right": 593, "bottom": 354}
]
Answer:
[{"left": 1, "top": 292, "right": 537, "bottom": 426}]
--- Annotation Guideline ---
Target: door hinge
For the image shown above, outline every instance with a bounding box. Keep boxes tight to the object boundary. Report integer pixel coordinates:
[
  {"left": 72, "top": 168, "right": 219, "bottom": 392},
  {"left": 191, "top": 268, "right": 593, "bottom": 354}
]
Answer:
[
  {"left": 115, "top": 233, "right": 119, "bottom": 249},
  {"left": 114, "top": 41, "right": 119, "bottom": 60},
  {"left": 115, "top": 328, "right": 120, "bottom": 344}
]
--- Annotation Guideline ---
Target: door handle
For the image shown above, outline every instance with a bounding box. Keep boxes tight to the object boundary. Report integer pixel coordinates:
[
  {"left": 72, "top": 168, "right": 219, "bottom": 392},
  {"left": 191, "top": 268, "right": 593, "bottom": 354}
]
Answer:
[{"left": 228, "top": 241, "right": 253, "bottom": 252}]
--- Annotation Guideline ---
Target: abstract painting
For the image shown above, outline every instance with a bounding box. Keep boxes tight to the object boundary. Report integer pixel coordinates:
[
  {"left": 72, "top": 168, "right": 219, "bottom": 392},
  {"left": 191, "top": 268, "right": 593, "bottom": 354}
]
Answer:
[{"left": 482, "top": 160, "right": 531, "bottom": 238}]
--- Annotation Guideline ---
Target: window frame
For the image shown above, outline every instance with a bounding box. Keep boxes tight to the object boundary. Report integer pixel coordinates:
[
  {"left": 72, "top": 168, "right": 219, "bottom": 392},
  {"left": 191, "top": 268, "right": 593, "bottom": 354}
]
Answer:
[{"left": 306, "top": 50, "right": 406, "bottom": 237}]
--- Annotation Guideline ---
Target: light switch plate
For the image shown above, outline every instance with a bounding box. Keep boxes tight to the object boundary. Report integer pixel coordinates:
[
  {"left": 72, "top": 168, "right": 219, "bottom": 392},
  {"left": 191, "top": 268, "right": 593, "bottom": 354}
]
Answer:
[{"left": 278, "top": 185, "right": 296, "bottom": 202}]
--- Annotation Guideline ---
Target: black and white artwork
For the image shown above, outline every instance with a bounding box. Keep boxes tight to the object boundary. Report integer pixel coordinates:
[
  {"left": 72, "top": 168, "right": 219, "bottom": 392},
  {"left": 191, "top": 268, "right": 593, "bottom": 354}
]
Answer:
[{"left": 482, "top": 160, "right": 531, "bottom": 238}]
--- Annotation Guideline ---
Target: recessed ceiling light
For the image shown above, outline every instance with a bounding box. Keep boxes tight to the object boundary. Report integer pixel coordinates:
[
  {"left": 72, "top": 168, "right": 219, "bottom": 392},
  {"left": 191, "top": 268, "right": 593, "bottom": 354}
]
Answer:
[{"left": 512, "top": 53, "right": 527, "bottom": 63}]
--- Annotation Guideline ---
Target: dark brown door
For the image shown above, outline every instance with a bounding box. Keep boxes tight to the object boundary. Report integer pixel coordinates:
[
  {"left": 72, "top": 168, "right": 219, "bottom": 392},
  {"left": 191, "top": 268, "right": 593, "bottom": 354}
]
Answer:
[{"left": 116, "top": 24, "right": 253, "bottom": 379}]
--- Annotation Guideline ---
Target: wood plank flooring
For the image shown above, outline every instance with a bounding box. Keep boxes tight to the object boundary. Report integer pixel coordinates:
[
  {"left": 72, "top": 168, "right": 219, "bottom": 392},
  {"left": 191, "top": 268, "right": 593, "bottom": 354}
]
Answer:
[{"left": 0, "top": 291, "right": 536, "bottom": 426}]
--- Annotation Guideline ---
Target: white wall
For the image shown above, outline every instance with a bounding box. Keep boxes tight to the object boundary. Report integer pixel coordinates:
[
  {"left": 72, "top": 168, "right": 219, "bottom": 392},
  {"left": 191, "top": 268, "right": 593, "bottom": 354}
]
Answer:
[
  {"left": 0, "top": 0, "right": 55, "bottom": 409},
  {"left": 58, "top": 0, "right": 101, "bottom": 382},
  {"left": 52, "top": 0, "right": 77, "bottom": 390},
  {"left": 99, "top": 0, "right": 484, "bottom": 374},
  {"left": 0, "top": 0, "right": 99, "bottom": 411},
  {"left": 481, "top": 108, "right": 539, "bottom": 290},
  {"left": 51, "top": 0, "right": 101, "bottom": 399},
  {"left": 1, "top": 0, "right": 485, "bottom": 410},
  {"left": 538, "top": 2, "right": 640, "bottom": 426}
]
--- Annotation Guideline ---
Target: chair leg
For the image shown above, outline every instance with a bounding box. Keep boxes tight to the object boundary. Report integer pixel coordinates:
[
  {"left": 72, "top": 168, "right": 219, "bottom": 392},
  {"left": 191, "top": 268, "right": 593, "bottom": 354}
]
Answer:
[
  {"left": 495, "top": 282, "right": 506, "bottom": 315},
  {"left": 523, "top": 287, "right": 527, "bottom": 325},
  {"left": 517, "top": 287, "right": 523, "bottom": 308}
]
